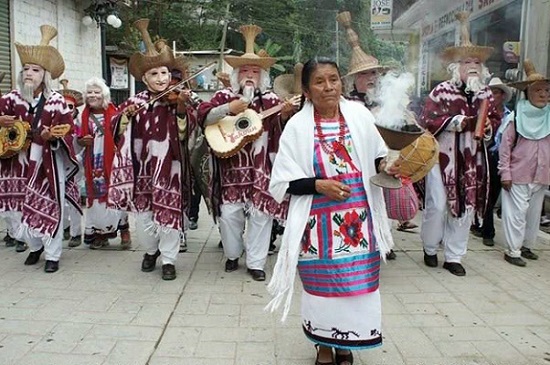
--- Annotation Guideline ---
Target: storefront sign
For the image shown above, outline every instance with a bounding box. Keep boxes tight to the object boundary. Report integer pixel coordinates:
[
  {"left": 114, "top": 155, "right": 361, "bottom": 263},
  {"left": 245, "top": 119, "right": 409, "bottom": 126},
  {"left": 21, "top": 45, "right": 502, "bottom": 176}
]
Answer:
[
  {"left": 110, "top": 58, "right": 128, "bottom": 90},
  {"left": 421, "top": 0, "right": 474, "bottom": 38},
  {"left": 371, "top": 0, "right": 393, "bottom": 30}
]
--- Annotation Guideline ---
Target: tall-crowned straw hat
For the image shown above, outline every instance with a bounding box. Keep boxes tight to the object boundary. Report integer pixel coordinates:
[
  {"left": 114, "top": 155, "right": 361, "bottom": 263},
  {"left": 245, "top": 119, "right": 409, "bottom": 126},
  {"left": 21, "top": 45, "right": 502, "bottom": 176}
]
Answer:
[
  {"left": 129, "top": 19, "right": 174, "bottom": 80},
  {"left": 488, "top": 77, "right": 513, "bottom": 103},
  {"left": 441, "top": 12, "right": 493, "bottom": 64},
  {"left": 58, "top": 79, "right": 83, "bottom": 107},
  {"left": 15, "top": 25, "right": 65, "bottom": 80},
  {"left": 273, "top": 63, "right": 303, "bottom": 100},
  {"left": 224, "top": 25, "right": 275, "bottom": 71},
  {"left": 154, "top": 38, "right": 189, "bottom": 78},
  {"left": 336, "top": 11, "right": 387, "bottom": 77},
  {"left": 507, "top": 59, "right": 550, "bottom": 91}
]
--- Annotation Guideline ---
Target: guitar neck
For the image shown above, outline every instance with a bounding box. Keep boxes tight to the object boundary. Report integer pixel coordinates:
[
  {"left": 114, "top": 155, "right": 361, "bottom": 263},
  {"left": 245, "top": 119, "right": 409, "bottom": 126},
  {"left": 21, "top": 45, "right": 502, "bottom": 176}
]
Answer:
[{"left": 259, "top": 103, "right": 284, "bottom": 120}]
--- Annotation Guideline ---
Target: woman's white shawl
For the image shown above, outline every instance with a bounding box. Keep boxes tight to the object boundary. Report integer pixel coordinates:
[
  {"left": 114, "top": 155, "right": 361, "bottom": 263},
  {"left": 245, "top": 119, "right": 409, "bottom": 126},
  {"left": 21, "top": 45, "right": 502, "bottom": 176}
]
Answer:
[{"left": 266, "top": 98, "right": 394, "bottom": 321}]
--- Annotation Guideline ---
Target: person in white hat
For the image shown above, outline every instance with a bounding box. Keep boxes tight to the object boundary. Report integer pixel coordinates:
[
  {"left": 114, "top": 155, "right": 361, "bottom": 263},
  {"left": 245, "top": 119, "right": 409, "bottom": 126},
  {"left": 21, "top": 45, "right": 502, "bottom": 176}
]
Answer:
[
  {"left": 197, "top": 24, "right": 295, "bottom": 281},
  {"left": 419, "top": 12, "right": 500, "bottom": 276},
  {"left": 0, "top": 25, "right": 80, "bottom": 273},
  {"left": 499, "top": 59, "right": 550, "bottom": 267},
  {"left": 471, "top": 77, "right": 514, "bottom": 246},
  {"left": 108, "top": 19, "right": 193, "bottom": 281}
]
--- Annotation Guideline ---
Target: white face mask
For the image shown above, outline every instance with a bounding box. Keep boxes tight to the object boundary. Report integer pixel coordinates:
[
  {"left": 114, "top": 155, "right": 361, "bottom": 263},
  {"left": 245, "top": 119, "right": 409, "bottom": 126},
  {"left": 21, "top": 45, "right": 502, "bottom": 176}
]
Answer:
[
  {"left": 86, "top": 86, "right": 104, "bottom": 110},
  {"left": 143, "top": 66, "right": 171, "bottom": 93}
]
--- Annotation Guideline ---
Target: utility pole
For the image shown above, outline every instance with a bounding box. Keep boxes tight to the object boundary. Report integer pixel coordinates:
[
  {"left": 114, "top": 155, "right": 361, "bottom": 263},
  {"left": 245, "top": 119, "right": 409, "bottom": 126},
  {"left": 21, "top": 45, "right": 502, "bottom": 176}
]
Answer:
[
  {"left": 218, "top": 3, "right": 231, "bottom": 74},
  {"left": 336, "top": 10, "right": 339, "bottom": 66}
]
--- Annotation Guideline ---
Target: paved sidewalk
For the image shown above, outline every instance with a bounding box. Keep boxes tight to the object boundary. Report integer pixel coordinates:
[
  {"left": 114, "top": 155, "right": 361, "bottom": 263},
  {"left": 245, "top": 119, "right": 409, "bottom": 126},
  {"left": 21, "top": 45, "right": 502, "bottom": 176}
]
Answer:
[{"left": 0, "top": 209, "right": 549, "bottom": 365}]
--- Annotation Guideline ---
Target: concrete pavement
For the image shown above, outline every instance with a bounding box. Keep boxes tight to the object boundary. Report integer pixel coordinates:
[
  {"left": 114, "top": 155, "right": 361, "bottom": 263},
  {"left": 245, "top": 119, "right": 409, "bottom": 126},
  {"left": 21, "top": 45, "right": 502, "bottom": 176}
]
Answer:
[{"left": 0, "top": 207, "right": 549, "bottom": 365}]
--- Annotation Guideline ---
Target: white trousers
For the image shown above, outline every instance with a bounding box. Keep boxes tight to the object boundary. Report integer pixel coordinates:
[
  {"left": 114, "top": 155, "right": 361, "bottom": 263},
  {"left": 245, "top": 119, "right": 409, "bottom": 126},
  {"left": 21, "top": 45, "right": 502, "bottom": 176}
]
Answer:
[
  {"left": 219, "top": 202, "right": 273, "bottom": 270},
  {"left": 501, "top": 183, "right": 545, "bottom": 258},
  {"left": 63, "top": 201, "right": 82, "bottom": 237},
  {"left": 135, "top": 212, "right": 180, "bottom": 265},
  {"left": 19, "top": 152, "right": 66, "bottom": 261},
  {"left": 421, "top": 166, "right": 474, "bottom": 263},
  {"left": 84, "top": 200, "right": 121, "bottom": 236}
]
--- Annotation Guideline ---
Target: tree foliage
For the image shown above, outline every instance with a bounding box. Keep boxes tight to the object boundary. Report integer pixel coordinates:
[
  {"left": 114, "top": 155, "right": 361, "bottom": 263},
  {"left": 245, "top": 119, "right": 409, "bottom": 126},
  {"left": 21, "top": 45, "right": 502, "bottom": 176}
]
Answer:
[{"left": 107, "top": 0, "right": 406, "bottom": 75}]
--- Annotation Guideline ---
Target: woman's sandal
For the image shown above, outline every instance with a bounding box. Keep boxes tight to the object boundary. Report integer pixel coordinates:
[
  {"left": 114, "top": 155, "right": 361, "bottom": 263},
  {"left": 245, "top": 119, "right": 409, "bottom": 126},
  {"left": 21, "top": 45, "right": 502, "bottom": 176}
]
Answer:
[
  {"left": 315, "top": 344, "right": 335, "bottom": 365},
  {"left": 396, "top": 221, "right": 418, "bottom": 232},
  {"left": 335, "top": 350, "right": 353, "bottom": 365}
]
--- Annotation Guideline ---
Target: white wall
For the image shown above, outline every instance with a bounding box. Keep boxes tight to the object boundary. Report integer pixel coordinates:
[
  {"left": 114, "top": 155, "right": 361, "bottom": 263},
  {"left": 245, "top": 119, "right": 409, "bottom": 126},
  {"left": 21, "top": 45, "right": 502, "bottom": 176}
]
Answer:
[{"left": 10, "top": 0, "right": 101, "bottom": 91}]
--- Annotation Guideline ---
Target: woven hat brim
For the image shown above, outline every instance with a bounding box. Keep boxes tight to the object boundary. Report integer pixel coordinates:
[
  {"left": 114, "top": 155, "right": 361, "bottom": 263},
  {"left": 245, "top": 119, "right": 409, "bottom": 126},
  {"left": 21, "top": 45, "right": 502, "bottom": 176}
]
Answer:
[
  {"left": 441, "top": 45, "right": 493, "bottom": 64},
  {"left": 508, "top": 77, "right": 550, "bottom": 91},
  {"left": 129, "top": 47, "right": 174, "bottom": 79},
  {"left": 345, "top": 64, "right": 389, "bottom": 77},
  {"left": 273, "top": 74, "right": 301, "bottom": 100},
  {"left": 60, "top": 89, "right": 84, "bottom": 107},
  {"left": 15, "top": 43, "right": 65, "bottom": 79},
  {"left": 225, "top": 54, "right": 275, "bottom": 71}
]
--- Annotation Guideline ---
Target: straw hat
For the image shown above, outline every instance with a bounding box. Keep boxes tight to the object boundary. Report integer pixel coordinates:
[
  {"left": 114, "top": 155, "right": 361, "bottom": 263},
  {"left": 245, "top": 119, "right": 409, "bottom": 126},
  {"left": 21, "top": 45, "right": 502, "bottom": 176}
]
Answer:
[
  {"left": 58, "top": 79, "right": 83, "bottom": 107},
  {"left": 507, "top": 59, "right": 550, "bottom": 91},
  {"left": 336, "top": 11, "right": 387, "bottom": 77},
  {"left": 154, "top": 38, "right": 189, "bottom": 78},
  {"left": 129, "top": 19, "right": 174, "bottom": 80},
  {"left": 441, "top": 12, "right": 493, "bottom": 64},
  {"left": 216, "top": 71, "right": 231, "bottom": 88},
  {"left": 488, "top": 77, "right": 513, "bottom": 103},
  {"left": 15, "top": 25, "right": 65, "bottom": 80},
  {"left": 224, "top": 25, "right": 275, "bottom": 71},
  {"left": 273, "top": 63, "right": 303, "bottom": 100}
]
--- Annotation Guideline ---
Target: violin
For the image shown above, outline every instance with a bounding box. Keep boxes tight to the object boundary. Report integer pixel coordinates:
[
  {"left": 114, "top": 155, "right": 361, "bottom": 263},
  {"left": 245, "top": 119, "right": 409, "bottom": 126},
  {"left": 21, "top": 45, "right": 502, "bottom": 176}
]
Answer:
[{"left": 162, "top": 84, "right": 202, "bottom": 107}]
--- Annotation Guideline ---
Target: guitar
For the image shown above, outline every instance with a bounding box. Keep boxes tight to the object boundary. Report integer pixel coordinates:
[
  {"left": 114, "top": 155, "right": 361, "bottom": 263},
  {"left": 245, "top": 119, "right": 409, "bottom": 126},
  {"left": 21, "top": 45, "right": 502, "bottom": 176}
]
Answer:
[
  {"left": 0, "top": 119, "right": 31, "bottom": 159},
  {"left": 205, "top": 95, "right": 300, "bottom": 158}
]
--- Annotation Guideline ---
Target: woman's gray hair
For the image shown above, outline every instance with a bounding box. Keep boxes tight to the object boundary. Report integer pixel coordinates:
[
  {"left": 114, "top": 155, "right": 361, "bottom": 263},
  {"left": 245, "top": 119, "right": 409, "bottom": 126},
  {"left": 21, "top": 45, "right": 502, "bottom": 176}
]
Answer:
[
  {"left": 230, "top": 66, "right": 271, "bottom": 93},
  {"left": 448, "top": 62, "right": 491, "bottom": 87},
  {"left": 84, "top": 77, "right": 111, "bottom": 109}
]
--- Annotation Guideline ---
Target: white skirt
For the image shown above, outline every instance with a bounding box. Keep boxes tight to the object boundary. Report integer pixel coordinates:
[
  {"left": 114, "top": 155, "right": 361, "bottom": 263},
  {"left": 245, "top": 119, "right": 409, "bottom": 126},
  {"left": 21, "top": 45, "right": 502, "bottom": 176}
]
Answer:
[{"left": 301, "top": 289, "right": 382, "bottom": 350}]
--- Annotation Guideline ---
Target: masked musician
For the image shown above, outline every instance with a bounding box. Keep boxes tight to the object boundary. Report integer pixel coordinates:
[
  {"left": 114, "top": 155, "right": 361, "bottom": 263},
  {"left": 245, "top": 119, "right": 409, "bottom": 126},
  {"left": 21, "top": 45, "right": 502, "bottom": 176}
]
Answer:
[
  {"left": 499, "top": 60, "right": 550, "bottom": 266},
  {"left": 0, "top": 25, "right": 80, "bottom": 273},
  {"left": 107, "top": 19, "right": 192, "bottom": 281},
  {"left": 198, "top": 24, "right": 294, "bottom": 281},
  {"left": 419, "top": 12, "right": 500, "bottom": 276},
  {"left": 58, "top": 79, "right": 84, "bottom": 248}
]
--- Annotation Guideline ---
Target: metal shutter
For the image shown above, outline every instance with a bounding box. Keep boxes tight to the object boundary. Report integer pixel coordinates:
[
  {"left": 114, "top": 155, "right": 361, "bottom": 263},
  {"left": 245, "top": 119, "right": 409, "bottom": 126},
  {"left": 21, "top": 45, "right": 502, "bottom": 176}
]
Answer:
[{"left": 0, "top": 0, "right": 10, "bottom": 94}]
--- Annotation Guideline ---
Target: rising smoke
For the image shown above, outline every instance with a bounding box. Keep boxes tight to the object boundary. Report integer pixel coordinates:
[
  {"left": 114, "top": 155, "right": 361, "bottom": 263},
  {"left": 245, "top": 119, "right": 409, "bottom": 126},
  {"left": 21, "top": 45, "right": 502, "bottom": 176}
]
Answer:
[{"left": 375, "top": 71, "right": 416, "bottom": 130}]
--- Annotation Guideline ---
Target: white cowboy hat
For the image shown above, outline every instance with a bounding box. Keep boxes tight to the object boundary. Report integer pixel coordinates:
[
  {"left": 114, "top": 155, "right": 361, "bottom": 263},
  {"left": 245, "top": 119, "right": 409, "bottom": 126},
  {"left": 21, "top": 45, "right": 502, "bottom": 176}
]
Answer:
[{"left": 488, "top": 77, "right": 513, "bottom": 103}]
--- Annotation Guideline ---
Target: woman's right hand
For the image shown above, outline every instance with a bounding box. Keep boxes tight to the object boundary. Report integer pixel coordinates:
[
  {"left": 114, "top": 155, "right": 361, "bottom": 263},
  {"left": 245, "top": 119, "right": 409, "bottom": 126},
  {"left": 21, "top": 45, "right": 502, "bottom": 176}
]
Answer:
[
  {"left": 315, "top": 179, "right": 351, "bottom": 201},
  {"left": 0, "top": 115, "right": 15, "bottom": 128},
  {"left": 78, "top": 135, "right": 93, "bottom": 147}
]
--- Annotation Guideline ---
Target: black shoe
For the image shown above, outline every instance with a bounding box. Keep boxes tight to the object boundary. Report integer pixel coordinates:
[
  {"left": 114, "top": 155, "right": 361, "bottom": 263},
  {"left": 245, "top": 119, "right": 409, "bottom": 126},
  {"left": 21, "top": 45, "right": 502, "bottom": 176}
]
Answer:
[
  {"left": 15, "top": 241, "right": 28, "bottom": 252},
  {"left": 218, "top": 240, "right": 223, "bottom": 249},
  {"left": 189, "top": 219, "right": 198, "bottom": 230},
  {"left": 268, "top": 243, "right": 276, "bottom": 256},
  {"left": 247, "top": 269, "right": 266, "bottom": 281},
  {"left": 63, "top": 227, "right": 70, "bottom": 240},
  {"left": 520, "top": 247, "right": 539, "bottom": 260},
  {"left": 141, "top": 250, "right": 161, "bottom": 272},
  {"left": 443, "top": 262, "right": 466, "bottom": 276},
  {"left": 423, "top": 251, "right": 438, "bottom": 267},
  {"left": 504, "top": 254, "right": 526, "bottom": 267},
  {"left": 24, "top": 246, "right": 44, "bottom": 265},
  {"left": 44, "top": 260, "right": 59, "bottom": 273},
  {"left": 225, "top": 258, "right": 239, "bottom": 272},
  {"left": 471, "top": 230, "right": 483, "bottom": 238},
  {"left": 386, "top": 249, "right": 396, "bottom": 260},
  {"left": 482, "top": 238, "right": 495, "bottom": 247},
  {"left": 162, "top": 264, "right": 177, "bottom": 280},
  {"left": 4, "top": 234, "right": 15, "bottom": 247}
]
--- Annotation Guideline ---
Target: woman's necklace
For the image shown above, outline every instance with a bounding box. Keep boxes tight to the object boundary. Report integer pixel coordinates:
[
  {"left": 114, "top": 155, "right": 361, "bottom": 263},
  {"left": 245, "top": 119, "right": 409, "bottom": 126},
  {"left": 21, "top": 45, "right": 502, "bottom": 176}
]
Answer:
[{"left": 314, "top": 109, "right": 346, "bottom": 155}]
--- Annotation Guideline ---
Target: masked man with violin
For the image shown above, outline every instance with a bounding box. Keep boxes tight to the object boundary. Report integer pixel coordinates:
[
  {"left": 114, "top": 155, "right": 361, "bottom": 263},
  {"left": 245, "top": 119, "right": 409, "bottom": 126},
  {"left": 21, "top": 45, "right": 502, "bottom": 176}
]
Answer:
[
  {"left": 419, "top": 13, "right": 500, "bottom": 276},
  {"left": 198, "top": 25, "right": 295, "bottom": 282},
  {"left": 0, "top": 25, "right": 80, "bottom": 273},
  {"left": 108, "top": 19, "right": 192, "bottom": 281}
]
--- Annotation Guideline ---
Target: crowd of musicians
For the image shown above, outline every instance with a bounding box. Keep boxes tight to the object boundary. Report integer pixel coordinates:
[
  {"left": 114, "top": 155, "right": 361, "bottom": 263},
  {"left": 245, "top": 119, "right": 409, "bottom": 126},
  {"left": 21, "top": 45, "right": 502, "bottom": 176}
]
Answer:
[{"left": 0, "top": 11, "right": 549, "bottom": 365}]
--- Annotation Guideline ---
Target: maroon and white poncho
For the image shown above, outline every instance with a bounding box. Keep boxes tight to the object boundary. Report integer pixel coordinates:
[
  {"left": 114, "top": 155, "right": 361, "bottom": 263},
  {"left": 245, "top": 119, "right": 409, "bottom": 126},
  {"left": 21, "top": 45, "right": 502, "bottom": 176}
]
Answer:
[
  {"left": 108, "top": 91, "right": 192, "bottom": 232},
  {"left": 420, "top": 81, "right": 500, "bottom": 218},
  {"left": 0, "top": 90, "right": 80, "bottom": 237},
  {"left": 198, "top": 88, "right": 288, "bottom": 220}
]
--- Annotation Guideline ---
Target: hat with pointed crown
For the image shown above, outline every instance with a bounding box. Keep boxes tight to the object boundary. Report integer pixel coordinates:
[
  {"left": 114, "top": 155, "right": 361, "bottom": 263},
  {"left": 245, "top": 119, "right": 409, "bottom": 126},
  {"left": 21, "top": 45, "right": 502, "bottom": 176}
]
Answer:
[
  {"left": 154, "top": 38, "right": 189, "bottom": 79},
  {"left": 15, "top": 25, "right": 65, "bottom": 79},
  {"left": 441, "top": 12, "right": 493, "bottom": 64},
  {"left": 129, "top": 19, "right": 174, "bottom": 79},
  {"left": 507, "top": 59, "right": 549, "bottom": 90},
  {"left": 336, "top": 11, "right": 387, "bottom": 77},
  {"left": 58, "top": 79, "right": 83, "bottom": 107},
  {"left": 224, "top": 25, "right": 275, "bottom": 70}
]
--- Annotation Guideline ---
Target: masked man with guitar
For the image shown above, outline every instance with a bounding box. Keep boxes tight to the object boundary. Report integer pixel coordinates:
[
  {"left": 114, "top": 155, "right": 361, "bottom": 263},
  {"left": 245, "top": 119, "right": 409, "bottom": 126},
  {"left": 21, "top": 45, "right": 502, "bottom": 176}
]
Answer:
[
  {"left": 0, "top": 25, "right": 79, "bottom": 273},
  {"left": 198, "top": 24, "right": 296, "bottom": 281}
]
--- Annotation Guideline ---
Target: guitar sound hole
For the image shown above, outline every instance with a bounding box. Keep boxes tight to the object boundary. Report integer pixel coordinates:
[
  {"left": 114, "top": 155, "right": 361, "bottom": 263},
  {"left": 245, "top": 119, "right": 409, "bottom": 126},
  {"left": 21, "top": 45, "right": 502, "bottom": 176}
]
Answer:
[
  {"left": 8, "top": 129, "right": 17, "bottom": 142},
  {"left": 236, "top": 118, "right": 250, "bottom": 130}
]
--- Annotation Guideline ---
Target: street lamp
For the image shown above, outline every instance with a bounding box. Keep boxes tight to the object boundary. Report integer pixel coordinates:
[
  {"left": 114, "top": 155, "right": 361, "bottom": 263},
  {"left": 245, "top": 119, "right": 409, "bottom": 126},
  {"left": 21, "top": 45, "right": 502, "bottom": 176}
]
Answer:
[{"left": 82, "top": 0, "right": 122, "bottom": 84}]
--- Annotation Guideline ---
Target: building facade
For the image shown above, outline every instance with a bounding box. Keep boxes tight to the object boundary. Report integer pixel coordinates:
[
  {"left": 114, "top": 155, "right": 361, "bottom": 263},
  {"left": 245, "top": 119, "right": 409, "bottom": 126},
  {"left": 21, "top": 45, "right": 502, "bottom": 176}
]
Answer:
[{"left": 0, "top": 0, "right": 102, "bottom": 94}]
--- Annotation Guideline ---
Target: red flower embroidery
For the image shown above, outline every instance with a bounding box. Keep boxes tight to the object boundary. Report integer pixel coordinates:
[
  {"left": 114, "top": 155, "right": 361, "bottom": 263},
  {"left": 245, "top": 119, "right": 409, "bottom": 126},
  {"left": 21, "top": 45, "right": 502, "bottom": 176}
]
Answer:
[
  {"left": 338, "top": 210, "right": 364, "bottom": 247},
  {"left": 301, "top": 227, "right": 311, "bottom": 253}
]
